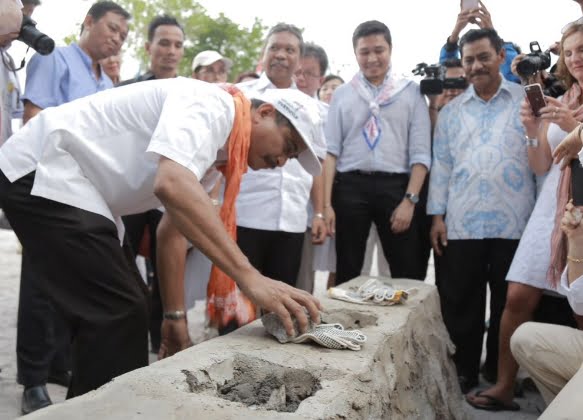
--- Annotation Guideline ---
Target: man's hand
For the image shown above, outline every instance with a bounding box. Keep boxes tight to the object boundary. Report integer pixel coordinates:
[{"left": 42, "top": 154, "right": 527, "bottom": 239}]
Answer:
[
  {"left": 390, "top": 200, "right": 414, "bottom": 233},
  {"left": 430, "top": 215, "right": 448, "bottom": 256},
  {"left": 311, "top": 216, "right": 327, "bottom": 244},
  {"left": 553, "top": 124, "right": 583, "bottom": 169},
  {"left": 324, "top": 205, "right": 335, "bottom": 237},
  {"left": 237, "top": 271, "right": 322, "bottom": 337},
  {"left": 158, "top": 318, "right": 193, "bottom": 360}
]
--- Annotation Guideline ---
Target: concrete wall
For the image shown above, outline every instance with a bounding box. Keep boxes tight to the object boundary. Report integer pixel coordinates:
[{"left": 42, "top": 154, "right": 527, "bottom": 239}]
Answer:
[{"left": 28, "top": 277, "right": 467, "bottom": 420}]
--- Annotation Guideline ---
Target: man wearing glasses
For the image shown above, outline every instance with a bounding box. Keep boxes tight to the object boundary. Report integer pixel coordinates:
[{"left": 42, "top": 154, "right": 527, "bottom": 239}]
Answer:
[{"left": 191, "top": 50, "right": 232, "bottom": 83}]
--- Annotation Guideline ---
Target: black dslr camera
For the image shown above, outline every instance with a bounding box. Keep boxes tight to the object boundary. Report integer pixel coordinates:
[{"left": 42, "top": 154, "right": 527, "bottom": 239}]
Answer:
[
  {"left": 17, "top": 15, "right": 54, "bottom": 55},
  {"left": 516, "top": 41, "right": 551, "bottom": 78},
  {"left": 412, "top": 62, "right": 468, "bottom": 95}
]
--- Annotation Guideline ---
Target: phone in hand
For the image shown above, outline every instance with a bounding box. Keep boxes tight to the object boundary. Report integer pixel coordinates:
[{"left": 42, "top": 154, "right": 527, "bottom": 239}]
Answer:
[
  {"left": 525, "top": 83, "right": 547, "bottom": 118},
  {"left": 461, "top": 0, "right": 479, "bottom": 10},
  {"left": 572, "top": 159, "right": 583, "bottom": 206}
]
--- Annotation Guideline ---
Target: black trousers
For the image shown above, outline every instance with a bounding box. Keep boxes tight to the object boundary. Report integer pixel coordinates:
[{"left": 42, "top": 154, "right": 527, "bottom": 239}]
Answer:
[
  {"left": 333, "top": 171, "right": 427, "bottom": 285},
  {"left": 0, "top": 172, "right": 149, "bottom": 398},
  {"left": 17, "top": 250, "right": 71, "bottom": 387},
  {"left": 438, "top": 238, "right": 519, "bottom": 382},
  {"left": 236, "top": 226, "right": 304, "bottom": 286},
  {"left": 215, "top": 226, "right": 304, "bottom": 336},
  {"left": 122, "top": 210, "right": 163, "bottom": 352}
]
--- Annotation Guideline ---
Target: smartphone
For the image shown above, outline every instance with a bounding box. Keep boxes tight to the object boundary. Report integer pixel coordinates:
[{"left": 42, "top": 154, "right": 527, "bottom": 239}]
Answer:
[
  {"left": 461, "top": 0, "right": 479, "bottom": 10},
  {"left": 572, "top": 159, "right": 583, "bottom": 206},
  {"left": 525, "top": 83, "right": 547, "bottom": 118}
]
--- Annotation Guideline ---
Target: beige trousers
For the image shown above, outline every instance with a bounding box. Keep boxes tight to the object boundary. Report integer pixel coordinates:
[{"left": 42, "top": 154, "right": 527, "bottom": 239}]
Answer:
[{"left": 511, "top": 321, "right": 583, "bottom": 419}]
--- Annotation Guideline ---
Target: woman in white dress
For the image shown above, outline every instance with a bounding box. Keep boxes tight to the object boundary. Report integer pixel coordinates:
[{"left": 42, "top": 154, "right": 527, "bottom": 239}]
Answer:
[{"left": 468, "top": 22, "right": 583, "bottom": 410}]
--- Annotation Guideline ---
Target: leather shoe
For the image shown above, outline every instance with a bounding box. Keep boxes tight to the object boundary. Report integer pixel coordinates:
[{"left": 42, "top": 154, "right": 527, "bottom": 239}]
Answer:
[{"left": 21, "top": 385, "right": 52, "bottom": 415}]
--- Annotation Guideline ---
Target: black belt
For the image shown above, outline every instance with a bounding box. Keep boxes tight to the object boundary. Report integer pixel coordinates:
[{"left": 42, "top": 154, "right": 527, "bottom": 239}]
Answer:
[{"left": 342, "top": 170, "right": 407, "bottom": 177}]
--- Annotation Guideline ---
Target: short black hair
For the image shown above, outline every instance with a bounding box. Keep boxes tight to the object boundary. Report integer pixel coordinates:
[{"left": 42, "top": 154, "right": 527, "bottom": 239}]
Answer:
[
  {"left": 322, "top": 74, "right": 344, "bottom": 85},
  {"left": 442, "top": 58, "right": 462, "bottom": 69},
  {"left": 21, "top": 0, "right": 41, "bottom": 5},
  {"left": 265, "top": 23, "right": 304, "bottom": 56},
  {"left": 352, "top": 20, "right": 391, "bottom": 49},
  {"left": 303, "top": 43, "right": 328, "bottom": 76},
  {"left": 459, "top": 28, "right": 504, "bottom": 55},
  {"left": 82, "top": 1, "right": 130, "bottom": 33},
  {"left": 147, "top": 15, "right": 184, "bottom": 42}
]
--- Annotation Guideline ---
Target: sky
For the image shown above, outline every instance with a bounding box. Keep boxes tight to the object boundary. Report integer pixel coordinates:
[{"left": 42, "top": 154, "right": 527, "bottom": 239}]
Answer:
[{"left": 8, "top": 0, "right": 583, "bottom": 83}]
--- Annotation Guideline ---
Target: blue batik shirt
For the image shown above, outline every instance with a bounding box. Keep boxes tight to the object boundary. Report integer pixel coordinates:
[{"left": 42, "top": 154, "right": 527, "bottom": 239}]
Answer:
[
  {"left": 427, "top": 77, "right": 536, "bottom": 240},
  {"left": 22, "top": 43, "right": 113, "bottom": 109}
]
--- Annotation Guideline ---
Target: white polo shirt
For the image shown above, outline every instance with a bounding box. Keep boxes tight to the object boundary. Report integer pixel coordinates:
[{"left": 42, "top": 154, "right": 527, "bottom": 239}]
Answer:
[
  {"left": 235, "top": 73, "right": 326, "bottom": 233},
  {"left": 0, "top": 77, "right": 234, "bottom": 224}
]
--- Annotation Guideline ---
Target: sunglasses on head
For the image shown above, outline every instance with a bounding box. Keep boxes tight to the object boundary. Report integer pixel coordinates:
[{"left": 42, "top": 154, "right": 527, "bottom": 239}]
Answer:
[{"left": 562, "top": 17, "right": 583, "bottom": 34}]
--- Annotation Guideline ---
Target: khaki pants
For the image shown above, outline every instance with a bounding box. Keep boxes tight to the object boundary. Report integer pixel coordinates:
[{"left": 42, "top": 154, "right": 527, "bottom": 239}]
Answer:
[{"left": 511, "top": 322, "right": 583, "bottom": 419}]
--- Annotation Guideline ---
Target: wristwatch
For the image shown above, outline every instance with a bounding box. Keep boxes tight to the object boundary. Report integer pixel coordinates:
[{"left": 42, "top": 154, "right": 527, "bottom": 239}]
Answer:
[
  {"left": 405, "top": 192, "right": 419, "bottom": 204},
  {"left": 525, "top": 136, "right": 539, "bottom": 148},
  {"left": 163, "top": 310, "right": 186, "bottom": 320}
]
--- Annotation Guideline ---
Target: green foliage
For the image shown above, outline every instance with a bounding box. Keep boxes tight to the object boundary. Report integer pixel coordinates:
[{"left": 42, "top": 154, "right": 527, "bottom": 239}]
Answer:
[{"left": 114, "top": 0, "right": 266, "bottom": 81}]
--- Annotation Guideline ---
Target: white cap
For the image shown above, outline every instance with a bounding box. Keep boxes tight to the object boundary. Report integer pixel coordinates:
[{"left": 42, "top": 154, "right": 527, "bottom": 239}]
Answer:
[
  {"left": 252, "top": 89, "right": 323, "bottom": 176},
  {"left": 191, "top": 50, "right": 233, "bottom": 72},
  {"left": 0, "top": 0, "right": 23, "bottom": 36}
]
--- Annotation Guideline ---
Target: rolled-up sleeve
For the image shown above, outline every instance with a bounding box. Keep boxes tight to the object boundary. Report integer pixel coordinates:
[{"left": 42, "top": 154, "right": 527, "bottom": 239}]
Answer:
[
  {"left": 427, "top": 112, "right": 452, "bottom": 215},
  {"left": 407, "top": 88, "right": 431, "bottom": 170},
  {"left": 324, "top": 92, "right": 343, "bottom": 158}
]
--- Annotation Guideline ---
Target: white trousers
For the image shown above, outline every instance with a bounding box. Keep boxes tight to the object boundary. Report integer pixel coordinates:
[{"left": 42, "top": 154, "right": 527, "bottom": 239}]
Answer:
[{"left": 511, "top": 321, "right": 583, "bottom": 419}]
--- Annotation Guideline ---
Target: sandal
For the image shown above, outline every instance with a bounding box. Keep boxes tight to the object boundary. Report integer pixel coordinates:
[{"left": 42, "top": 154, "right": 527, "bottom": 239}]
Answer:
[{"left": 466, "top": 391, "right": 520, "bottom": 412}]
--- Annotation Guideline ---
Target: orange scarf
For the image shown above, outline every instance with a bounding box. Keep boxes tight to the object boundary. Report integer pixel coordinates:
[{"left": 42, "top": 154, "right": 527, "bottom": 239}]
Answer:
[{"left": 206, "top": 84, "right": 257, "bottom": 329}]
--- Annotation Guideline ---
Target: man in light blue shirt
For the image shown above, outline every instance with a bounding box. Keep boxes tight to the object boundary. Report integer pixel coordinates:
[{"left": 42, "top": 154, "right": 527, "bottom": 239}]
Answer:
[
  {"left": 16, "top": 1, "right": 130, "bottom": 414},
  {"left": 427, "top": 28, "right": 535, "bottom": 395},
  {"left": 324, "top": 20, "right": 431, "bottom": 285}
]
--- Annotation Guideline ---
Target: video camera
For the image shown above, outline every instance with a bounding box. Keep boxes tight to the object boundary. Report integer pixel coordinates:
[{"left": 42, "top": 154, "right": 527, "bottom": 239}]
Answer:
[
  {"left": 17, "top": 15, "right": 54, "bottom": 55},
  {"left": 412, "top": 62, "right": 468, "bottom": 95},
  {"left": 515, "top": 41, "right": 551, "bottom": 78}
]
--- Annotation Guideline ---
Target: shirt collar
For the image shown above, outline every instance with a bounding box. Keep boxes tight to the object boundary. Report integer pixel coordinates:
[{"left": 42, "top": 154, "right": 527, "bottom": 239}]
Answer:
[
  {"left": 463, "top": 73, "right": 512, "bottom": 104},
  {"left": 257, "top": 72, "right": 297, "bottom": 90},
  {"left": 359, "top": 70, "right": 391, "bottom": 96},
  {"left": 71, "top": 43, "right": 111, "bottom": 84}
]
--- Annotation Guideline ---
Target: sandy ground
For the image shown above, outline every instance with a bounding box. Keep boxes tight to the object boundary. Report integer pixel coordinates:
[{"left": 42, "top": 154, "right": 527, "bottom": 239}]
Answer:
[{"left": 0, "top": 229, "right": 545, "bottom": 419}]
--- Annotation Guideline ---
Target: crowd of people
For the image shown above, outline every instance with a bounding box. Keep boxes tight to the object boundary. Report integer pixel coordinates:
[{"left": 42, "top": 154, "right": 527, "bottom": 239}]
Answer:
[{"left": 2, "top": 0, "right": 583, "bottom": 418}]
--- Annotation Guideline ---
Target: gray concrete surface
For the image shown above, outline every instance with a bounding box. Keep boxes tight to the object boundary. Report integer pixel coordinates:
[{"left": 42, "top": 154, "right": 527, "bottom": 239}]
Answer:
[{"left": 0, "top": 230, "right": 546, "bottom": 419}]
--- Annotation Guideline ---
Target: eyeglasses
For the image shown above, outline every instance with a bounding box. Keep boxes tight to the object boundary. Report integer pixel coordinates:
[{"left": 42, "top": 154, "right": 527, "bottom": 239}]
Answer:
[
  {"left": 562, "top": 17, "right": 583, "bottom": 34},
  {"left": 294, "top": 69, "right": 320, "bottom": 80},
  {"left": 198, "top": 67, "right": 227, "bottom": 76}
]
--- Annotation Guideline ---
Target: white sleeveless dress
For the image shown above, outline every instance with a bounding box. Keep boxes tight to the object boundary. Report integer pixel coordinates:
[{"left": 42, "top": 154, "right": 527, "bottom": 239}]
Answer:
[{"left": 506, "top": 123, "right": 566, "bottom": 291}]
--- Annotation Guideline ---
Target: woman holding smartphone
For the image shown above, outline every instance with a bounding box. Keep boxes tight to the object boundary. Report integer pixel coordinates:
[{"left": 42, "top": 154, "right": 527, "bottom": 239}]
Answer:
[{"left": 467, "top": 21, "right": 583, "bottom": 411}]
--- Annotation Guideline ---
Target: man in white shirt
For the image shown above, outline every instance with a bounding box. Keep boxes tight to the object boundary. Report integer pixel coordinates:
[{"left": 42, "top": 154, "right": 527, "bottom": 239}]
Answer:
[{"left": 0, "top": 78, "right": 323, "bottom": 398}]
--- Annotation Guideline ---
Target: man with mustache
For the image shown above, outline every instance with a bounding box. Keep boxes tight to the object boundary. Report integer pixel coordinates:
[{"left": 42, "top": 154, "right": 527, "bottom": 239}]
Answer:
[
  {"left": 154, "top": 23, "right": 326, "bottom": 350},
  {"left": 15, "top": 1, "right": 130, "bottom": 414},
  {"left": 427, "top": 28, "right": 536, "bottom": 395},
  {"left": 118, "top": 14, "right": 184, "bottom": 357},
  {"left": 0, "top": 78, "right": 323, "bottom": 398}
]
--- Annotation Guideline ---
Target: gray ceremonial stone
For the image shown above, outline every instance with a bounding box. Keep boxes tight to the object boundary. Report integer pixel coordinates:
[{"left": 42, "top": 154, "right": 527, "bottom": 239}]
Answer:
[{"left": 260, "top": 312, "right": 317, "bottom": 343}]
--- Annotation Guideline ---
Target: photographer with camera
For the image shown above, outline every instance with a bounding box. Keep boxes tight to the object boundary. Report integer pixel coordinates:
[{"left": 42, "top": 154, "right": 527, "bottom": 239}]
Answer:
[
  {"left": 466, "top": 21, "right": 583, "bottom": 412},
  {"left": 440, "top": 1, "right": 520, "bottom": 84},
  {"left": 15, "top": 1, "right": 130, "bottom": 414}
]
